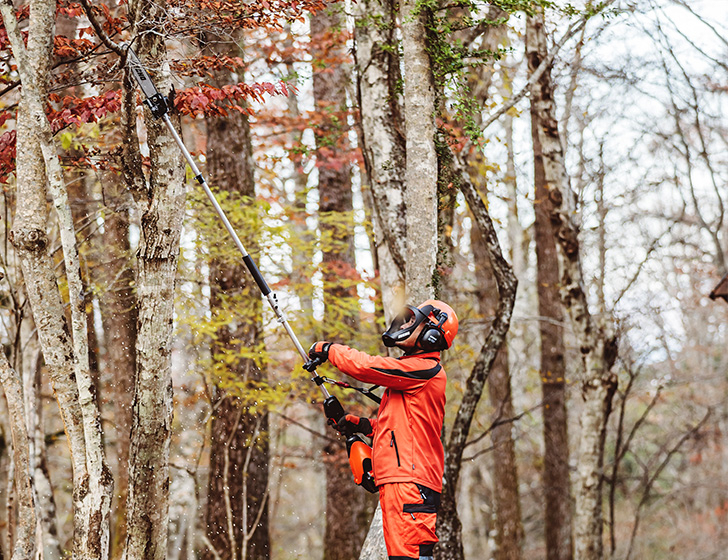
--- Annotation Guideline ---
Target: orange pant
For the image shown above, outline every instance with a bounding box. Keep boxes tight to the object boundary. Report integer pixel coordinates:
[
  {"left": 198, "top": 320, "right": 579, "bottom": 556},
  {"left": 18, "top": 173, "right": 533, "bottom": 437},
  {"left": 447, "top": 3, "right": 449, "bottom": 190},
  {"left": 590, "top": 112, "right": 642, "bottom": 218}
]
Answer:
[{"left": 379, "top": 482, "right": 440, "bottom": 560}]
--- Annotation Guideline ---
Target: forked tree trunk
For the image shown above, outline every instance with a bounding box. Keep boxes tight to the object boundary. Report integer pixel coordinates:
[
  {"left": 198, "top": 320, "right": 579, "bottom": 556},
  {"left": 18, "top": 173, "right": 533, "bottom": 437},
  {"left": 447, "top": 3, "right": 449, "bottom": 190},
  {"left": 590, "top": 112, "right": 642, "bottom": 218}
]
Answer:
[
  {"left": 0, "top": 0, "right": 113, "bottom": 556},
  {"left": 526, "top": 10, "right": 617, "bottom": 560}
]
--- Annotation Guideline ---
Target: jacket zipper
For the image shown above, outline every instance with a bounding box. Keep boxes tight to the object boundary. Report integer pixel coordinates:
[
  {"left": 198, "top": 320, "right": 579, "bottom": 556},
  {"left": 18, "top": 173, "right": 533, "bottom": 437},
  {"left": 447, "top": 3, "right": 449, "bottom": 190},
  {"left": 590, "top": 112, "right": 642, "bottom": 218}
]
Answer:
[{"left": 390, "top": 431, "right": 401, "bottom": 467}]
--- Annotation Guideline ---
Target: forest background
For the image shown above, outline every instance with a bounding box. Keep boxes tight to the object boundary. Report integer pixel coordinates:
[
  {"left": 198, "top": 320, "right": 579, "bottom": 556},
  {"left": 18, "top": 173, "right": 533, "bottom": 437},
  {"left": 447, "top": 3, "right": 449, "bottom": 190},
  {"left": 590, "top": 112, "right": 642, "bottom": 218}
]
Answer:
[{"left": 0, "top": 0, "right": 726, "bottom": 559}]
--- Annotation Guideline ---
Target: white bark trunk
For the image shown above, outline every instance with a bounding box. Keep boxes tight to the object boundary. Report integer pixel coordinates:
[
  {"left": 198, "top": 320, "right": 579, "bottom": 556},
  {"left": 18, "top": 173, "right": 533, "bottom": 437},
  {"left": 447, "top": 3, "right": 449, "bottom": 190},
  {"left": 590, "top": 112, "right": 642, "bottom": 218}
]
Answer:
[
  {"left": 355, "top": 0, "right": 412, "bottom": 556},
  {"left": 0, "top": 353, "right": 37, "bottom": 560},
  {"left": 400, "top": 0, "right": 438, "bottom": 302},
  {"left": 0, "top": 0, "right": 113, "bottom": 556},
  {"left": 21, "top": 335, "right": 62, "bottom": 560}
]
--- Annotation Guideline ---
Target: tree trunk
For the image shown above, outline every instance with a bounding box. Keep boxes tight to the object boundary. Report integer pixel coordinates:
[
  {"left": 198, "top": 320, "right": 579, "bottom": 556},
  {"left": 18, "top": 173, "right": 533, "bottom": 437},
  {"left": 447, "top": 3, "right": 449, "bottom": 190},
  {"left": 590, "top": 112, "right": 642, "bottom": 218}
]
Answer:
[
  {"left": 311, "top": 3, "right": 377, "bottom": 558},
  {"left": 124, "top": 5, "right": 187, "bottom": 558},
  {"left": 437, "top": 165, "right": 517, "bottom": 560},
  {"left": 203, "top": 33, "right": 270, "bottom": 560},
  {"left": 0, "top": 353, "right": 37, "bottom": 560},
  {"left": 99, "top": 199, "right": 137, "bottom": 560},
  {"left": 531, "top": 73, "right": 573, "bottom": 560},
  {"left": 526, "top": 10, "right": 617, "bottom": 560},
  {"left": 400, "top": 0, "right": 438, "bottom": 303},
  {"left": 0, "top": 0, "right": 113, "bottom": 556},
  {"left": 23, "top": 348, "right": 62, "bottom": 560},
  {"left": 354, "top": 0, "right": 409, "bottom": 554},
  {"left": 487, "top": 350, "right": 524, "bottom": 560},
  {"left": 354, "top": 0, "right": 407, "bottom": 311}
]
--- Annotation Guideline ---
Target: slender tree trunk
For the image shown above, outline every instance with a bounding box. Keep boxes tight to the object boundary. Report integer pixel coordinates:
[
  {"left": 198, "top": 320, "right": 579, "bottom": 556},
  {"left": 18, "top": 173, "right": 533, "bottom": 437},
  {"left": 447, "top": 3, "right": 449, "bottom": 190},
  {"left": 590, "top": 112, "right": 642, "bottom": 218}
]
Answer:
[
  {"left": 203, "top": 33, "right": 270, "bottom": 560},
  {"left": 472, "top": 231, "right": 524, "bottom": 560},
  {"left": 0, "top": 353, "right": 37, "bottom": 560},
  {"left": 531, "top": 73, "right": 573, "bottom": 560},
  {"left": 123, "top": 4, "right": 186, "bottom": 557},
  {"left": 0, "top": 409, "right": 8, "bottom": 560},
  {"left": 487, "top": 350, "right": 524, "bottom": 560},
  {"left": 526, "top": 10, "right": 617, "bottom": 560},
  {"left": 436, "top": 12, "right": 517, "bottom": 560},
  {"left": 23, "top": 348, "right": 62, "bottom": 560},
  {"left": 437, "top": 167, "right": 518, "bottom": 560},
  {"left": 99, "top": 200, "right": 137, "bottom": 560}
]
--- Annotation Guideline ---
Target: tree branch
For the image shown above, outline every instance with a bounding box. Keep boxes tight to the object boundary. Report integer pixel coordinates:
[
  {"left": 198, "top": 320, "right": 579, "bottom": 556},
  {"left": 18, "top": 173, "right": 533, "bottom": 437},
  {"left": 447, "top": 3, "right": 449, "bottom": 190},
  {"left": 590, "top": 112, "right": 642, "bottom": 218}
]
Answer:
[
  {"left": 480, "top": 0, "right": 617, "bottom": 133},
  {"left": 78, "top": 0, "right": 126, "bottom": 57}
]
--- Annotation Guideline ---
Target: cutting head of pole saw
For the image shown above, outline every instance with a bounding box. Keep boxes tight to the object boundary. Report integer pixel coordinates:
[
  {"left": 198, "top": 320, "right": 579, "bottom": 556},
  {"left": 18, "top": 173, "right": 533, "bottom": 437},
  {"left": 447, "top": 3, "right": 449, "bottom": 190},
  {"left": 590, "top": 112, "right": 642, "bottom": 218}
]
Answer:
[{"left": 125, "top": 45, "right": 171, "bottom": 119}]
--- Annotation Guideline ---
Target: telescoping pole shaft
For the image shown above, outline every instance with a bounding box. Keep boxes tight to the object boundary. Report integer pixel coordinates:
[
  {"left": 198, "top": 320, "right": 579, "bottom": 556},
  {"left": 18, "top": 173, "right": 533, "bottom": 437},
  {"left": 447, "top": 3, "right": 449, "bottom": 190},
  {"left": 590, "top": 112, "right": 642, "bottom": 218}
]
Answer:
[
  {"left": 160, "top": 114, "right": 330, "bottom": 398},
  {"left": 126, "top": 46, "right": 330, "bottom": 399}
]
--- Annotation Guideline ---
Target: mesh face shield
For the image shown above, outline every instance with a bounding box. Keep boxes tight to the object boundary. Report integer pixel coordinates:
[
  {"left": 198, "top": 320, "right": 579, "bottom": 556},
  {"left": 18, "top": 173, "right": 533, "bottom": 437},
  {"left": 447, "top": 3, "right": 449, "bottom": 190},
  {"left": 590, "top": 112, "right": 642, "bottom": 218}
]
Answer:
[{"left": 381, "top": 305, "right": 429, "bottom": 347}]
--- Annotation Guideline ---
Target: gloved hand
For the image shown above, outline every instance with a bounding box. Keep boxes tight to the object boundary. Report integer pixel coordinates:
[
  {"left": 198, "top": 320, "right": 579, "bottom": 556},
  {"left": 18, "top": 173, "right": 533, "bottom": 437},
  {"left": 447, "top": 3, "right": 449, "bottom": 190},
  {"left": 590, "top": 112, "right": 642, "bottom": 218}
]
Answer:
[
  {"left": 328, "top": 414, "right": 374, "bottom": 437},
  {"left": 303, "top": 341, "right": 332, "bottom": 372}
]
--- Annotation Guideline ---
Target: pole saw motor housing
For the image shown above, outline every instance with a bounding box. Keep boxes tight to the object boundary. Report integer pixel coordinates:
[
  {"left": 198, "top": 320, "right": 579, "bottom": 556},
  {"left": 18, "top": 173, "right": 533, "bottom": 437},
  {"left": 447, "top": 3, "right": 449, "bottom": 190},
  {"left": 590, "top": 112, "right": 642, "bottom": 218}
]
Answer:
[
  {"left": 346, "top": 435, "right": 377, "bottom": 493},
  {"left": 324, "top": 396, "right": 377, "bottom": 493}
]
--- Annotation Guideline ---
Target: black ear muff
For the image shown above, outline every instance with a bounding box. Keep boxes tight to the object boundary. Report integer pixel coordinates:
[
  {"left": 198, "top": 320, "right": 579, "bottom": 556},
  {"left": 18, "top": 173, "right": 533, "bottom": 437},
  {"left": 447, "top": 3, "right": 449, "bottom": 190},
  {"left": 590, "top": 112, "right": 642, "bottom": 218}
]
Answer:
[
  {"left": 415, "top": 307, "right": 449, "bottom": 351},
  {"left": 417, "top": 326, "right": 443, "bottom": 351}
]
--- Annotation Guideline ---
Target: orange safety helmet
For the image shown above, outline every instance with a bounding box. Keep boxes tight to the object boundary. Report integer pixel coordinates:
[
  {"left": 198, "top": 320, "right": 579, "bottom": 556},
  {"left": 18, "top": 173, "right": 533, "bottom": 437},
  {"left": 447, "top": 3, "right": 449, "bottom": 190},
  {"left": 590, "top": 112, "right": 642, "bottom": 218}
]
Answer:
[{"left": 382, "top": 299, "right": 459, "bottom": 351}]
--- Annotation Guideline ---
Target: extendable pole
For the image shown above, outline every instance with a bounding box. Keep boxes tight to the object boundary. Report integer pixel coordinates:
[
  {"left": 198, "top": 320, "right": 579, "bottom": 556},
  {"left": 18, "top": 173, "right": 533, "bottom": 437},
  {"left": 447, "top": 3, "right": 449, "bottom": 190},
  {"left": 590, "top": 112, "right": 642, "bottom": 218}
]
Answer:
[{"left": 126, "top": 47, "right": 331, "bottom": 399}]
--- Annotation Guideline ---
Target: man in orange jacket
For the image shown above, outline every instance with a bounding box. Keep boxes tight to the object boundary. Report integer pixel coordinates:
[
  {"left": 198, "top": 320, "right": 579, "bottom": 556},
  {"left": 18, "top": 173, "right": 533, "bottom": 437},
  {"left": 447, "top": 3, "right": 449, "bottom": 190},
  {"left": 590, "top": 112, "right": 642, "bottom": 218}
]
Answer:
[{"left": 308, "top": 299, "right": 459, "bottom": 560}]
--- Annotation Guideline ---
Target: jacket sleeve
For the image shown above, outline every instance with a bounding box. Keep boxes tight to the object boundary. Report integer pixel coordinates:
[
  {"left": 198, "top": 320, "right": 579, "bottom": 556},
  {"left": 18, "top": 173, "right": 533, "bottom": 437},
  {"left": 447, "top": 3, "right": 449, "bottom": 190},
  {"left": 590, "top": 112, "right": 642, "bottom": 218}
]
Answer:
[{"left": 327, "top": 344, "right": 441, "bottom": 391}]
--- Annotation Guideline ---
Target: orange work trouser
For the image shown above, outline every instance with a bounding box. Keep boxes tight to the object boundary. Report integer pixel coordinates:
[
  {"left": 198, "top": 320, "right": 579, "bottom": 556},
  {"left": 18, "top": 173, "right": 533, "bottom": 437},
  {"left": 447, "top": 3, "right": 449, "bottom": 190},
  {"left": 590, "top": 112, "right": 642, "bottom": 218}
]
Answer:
[{"left": 379, "top": 482, "right": 440, "bottom": 560}]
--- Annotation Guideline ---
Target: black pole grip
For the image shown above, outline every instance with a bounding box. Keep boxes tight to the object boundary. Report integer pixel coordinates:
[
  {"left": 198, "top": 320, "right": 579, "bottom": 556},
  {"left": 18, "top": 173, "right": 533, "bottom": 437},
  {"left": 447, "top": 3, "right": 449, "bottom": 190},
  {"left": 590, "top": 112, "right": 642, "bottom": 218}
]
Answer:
[
  {"left": 323, "top": 396, "right": 346, "bottom": 423},
  {"left": 243, "top": 254, "right": 271, "bottom": 296}
]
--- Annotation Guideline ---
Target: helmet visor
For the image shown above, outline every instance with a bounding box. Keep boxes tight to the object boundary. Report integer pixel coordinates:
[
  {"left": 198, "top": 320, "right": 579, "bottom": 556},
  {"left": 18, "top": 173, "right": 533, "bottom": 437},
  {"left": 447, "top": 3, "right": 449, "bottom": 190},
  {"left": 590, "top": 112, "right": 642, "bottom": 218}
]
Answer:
[{"left": 382, "top": 305, "right": 426, "bottom": 347}]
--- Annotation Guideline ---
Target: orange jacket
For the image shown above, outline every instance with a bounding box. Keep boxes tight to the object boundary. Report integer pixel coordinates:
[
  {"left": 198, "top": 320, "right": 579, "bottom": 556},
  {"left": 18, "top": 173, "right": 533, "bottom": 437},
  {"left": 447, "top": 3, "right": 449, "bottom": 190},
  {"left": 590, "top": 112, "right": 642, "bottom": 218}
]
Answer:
[{"left": 327, "top": 344, "right": 446, "bottom": 492}]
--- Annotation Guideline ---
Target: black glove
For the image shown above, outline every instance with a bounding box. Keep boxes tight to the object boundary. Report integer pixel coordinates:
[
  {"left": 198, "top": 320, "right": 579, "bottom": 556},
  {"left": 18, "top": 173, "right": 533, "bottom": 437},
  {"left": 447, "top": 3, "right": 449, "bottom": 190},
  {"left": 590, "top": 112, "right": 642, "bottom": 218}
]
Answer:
[
  {"left": 303, "top": 341, "right": 332, "bottom": 372},
  {"left": 328, "top": 414, "right": 374, "bottom": 437}
]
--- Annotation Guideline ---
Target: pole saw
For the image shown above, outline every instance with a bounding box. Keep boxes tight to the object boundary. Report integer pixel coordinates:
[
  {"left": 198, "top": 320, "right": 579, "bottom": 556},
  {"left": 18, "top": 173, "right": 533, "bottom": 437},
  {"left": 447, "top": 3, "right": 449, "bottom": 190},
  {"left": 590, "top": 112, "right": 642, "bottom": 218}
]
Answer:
[{"left": 125, "top": 46, "right": 377, "bottom": 493}]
